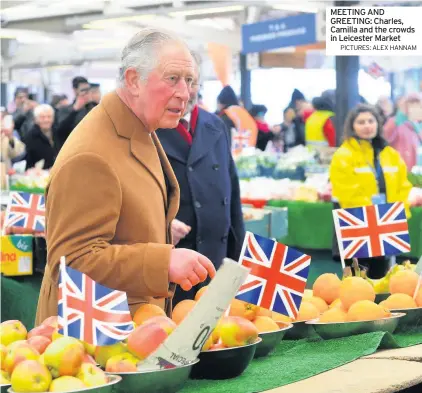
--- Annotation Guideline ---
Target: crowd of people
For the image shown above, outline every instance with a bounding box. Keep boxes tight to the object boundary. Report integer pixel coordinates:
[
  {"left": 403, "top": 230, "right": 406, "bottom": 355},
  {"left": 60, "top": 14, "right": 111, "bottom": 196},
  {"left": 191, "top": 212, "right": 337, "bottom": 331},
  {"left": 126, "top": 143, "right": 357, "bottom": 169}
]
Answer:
[{"left": 1, "top": 28, "right": 421, "bottom": 316}]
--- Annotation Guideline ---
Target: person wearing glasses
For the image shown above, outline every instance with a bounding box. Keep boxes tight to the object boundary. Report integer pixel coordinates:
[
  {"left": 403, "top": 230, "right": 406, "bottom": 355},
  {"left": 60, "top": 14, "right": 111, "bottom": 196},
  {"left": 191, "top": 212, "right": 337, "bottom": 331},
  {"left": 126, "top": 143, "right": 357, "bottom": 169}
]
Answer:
[{"left": 156, "top": 52, "right": 245, "bottom": 305}]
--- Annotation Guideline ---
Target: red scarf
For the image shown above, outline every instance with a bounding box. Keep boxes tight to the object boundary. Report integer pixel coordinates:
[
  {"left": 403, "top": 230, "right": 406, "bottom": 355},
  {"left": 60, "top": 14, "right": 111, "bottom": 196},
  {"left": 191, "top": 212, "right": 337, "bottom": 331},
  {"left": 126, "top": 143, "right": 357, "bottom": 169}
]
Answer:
[
  {"left": 176, "top": 105, "right": 199, "bottom": 145},
  {"left": 255, "top": 119, "right": 271, "bottom": 133}
]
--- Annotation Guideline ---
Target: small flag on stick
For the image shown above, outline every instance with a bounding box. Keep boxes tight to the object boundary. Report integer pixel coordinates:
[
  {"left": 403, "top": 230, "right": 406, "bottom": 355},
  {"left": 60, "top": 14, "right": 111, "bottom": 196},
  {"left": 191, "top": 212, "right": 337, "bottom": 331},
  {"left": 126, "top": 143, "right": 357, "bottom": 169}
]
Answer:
[
  {"left": 235, "top": 232, "right": 311, "bottom": 319},
  {"left": 58, "top": 257, "right": 134, "bottom": 346}
]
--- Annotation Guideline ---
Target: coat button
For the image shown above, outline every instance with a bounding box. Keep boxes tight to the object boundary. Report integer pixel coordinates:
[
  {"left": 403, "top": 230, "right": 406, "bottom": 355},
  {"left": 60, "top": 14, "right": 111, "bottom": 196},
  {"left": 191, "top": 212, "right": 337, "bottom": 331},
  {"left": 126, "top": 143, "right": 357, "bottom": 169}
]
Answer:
[
  {"left": 194, "top": 201, "right": 202, "bottom": 209},
  {"left": 221, "top": 236, "right": 228, "bottom": 243},
  {"left": 197, "top": 236, "right": 203, "bottom": 245},
  {"left": 188, "top": 166, "right": 193, "bottom": 172},
  {"left": 212, "top": 164, "right": 219, "bottom": 170},
  {"left": 222, "top": 197, "right": 228, "bottom": 205}
]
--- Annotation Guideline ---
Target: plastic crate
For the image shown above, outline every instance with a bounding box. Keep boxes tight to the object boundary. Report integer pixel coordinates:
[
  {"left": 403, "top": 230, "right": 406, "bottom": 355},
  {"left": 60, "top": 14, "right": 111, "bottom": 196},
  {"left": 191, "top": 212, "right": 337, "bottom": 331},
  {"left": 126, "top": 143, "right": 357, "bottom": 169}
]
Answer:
[{"left": 243, "top": 206, "right": 288, "bottom": 240}]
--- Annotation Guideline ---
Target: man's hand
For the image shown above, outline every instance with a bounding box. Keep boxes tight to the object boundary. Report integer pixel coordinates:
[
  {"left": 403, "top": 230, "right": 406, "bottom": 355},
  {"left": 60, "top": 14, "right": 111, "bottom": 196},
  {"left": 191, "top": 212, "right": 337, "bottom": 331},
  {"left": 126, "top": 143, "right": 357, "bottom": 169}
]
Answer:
[
  {"left": 171, "top": 219, "right": 191, "bottom": 245},
  {"left": 73, "top": 93, "right": 91, "bottom": 111},
  {"left": 169, "top": 249, "right": 216, "bottom": 291}
]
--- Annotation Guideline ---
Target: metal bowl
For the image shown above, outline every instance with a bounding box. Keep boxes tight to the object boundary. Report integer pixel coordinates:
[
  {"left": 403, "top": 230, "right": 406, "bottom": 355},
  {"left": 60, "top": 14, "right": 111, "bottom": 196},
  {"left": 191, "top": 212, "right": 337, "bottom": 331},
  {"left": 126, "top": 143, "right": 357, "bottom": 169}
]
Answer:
[
  {"left": 254, "top": 324, "right": 293, "bottom": 358},
  {"left": 190, "top": 338, "right": 262, "bottom": 380},
  {"left": 1, "top": 385, "right": 10, "bottom": 393},
  {"left": 107, "top": 360, "right": 198, "bottom": 393},
  {"left": 282, "top": 321, "right": 319, "bottom": 340},
  {"left": 306, "top": 312, "right": 405, "bottom": 340},
  {"left": 375, "top": 293, "right": 390, "bottom": 303},
  {"left": 390, "top": 307, "right": 422, "bottom": 333},
  {"left": 7, "top": 375, "right": 121, "bottom": 393}
]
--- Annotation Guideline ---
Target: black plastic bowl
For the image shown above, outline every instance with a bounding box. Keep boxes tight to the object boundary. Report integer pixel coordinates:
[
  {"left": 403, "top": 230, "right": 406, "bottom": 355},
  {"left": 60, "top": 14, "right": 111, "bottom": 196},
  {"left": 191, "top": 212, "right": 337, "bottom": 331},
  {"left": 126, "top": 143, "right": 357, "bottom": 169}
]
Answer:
[{"left": 190, "top": 338, "right": 262, "bottom": 380}]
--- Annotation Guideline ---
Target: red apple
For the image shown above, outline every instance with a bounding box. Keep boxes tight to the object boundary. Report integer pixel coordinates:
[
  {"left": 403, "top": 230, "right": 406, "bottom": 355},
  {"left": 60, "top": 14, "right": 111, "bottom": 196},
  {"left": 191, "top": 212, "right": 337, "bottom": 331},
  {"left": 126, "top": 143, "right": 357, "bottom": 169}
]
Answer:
[
  {"left": 4, "top": 344, "right": 39, "bottom": 374},
  {"left": 41, "top": 316, "right": 58, "bottom": 329},
  {"left": 27, "top": 325, "right": 55, "bottom": 341},
  {"left": 11, "top": 360, "right": 52, "bottom": 392},
  {"left": 82, "top": 353, "right": 97, "bottom": 365},
  {"left": 142, "top": 316, "right": 176, "bottom": 334},
  {"left": 105, "top": 353, "right": 139, "bottom": 372},
  {"left": 76, "top": 363, "right": 107, "bottom": 387},
  {"left": 27, "top": 336, "right": 51, "bottom": 355},
  {"left": 127, "top": 322, "right": 168, "bottom": 360}
]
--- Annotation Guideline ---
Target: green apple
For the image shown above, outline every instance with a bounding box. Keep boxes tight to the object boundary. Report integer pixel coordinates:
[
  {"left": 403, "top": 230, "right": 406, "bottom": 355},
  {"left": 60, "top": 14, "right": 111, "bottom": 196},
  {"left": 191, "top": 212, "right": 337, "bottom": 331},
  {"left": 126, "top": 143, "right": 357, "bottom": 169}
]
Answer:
[
  {"left": 49, "top": 376, "right": 86, "bottom": 392},
  {"left": 76, "top": 363, "right": 107, "bottom": 387},
  {"left": 94, "top": 342, "right": 127, "bottom": 368},
  {"left": 105, "top": 353, "right": 140, "bottom": 372},
  {"left": 11, "top": 360, "right": 52, "bottom": 392}
]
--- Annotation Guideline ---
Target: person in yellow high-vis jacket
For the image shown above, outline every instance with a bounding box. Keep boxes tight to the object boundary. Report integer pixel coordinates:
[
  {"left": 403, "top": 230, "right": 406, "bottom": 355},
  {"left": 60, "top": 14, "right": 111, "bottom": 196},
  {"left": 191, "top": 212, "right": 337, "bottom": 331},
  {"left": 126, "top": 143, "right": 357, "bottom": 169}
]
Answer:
[{"left": 330, "top": 104, "right": 413, "bottom": 278}]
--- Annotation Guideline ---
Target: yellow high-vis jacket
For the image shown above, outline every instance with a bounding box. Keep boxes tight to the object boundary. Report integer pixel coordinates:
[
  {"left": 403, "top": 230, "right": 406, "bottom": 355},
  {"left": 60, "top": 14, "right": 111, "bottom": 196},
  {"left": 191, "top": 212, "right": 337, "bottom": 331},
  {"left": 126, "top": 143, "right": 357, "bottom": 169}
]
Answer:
[{"left": 330, "top": 138, "right": 413, "bottom": 218}]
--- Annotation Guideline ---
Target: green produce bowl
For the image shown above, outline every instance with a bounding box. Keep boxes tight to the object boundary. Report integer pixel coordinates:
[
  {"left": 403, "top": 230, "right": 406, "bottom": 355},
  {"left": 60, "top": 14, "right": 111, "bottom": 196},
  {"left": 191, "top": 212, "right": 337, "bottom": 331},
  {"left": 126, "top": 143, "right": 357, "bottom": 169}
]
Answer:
[
  {"left": 107, "top": 360, "right": 198, "bottom": 393},
  {"left": 8, "top": 375, "right": 121, "bottom": 393},
  {"left": 254, "top": 324, "right": 293, "bottom": 358},
  {"left": 1, "top": 384, "right": 11, "bottom": 393},
  {"left": 391, "top": 307, "right": 422, "bottom": 333}
]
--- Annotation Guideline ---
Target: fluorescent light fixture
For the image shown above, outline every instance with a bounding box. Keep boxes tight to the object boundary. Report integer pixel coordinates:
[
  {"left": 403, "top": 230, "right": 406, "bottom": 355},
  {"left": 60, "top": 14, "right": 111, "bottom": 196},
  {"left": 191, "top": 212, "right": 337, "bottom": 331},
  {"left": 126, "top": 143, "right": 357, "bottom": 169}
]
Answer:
[
  {"left": 272, "top": 4, "right": 319, "bottom": 13},
  {"left": 83, "top": 14, "right": 154, "bottom": 29},
  {"left": 79, "top": 42, "right": 122, "bottom": 50},
  {"left": 169, "top": 5, "right": 244, "bottom": 17}
]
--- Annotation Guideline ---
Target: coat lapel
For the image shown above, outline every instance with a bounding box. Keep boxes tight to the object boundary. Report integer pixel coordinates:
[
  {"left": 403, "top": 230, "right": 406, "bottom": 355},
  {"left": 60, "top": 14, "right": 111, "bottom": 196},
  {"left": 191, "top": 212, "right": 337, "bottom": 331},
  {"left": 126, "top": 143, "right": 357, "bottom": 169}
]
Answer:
[
  {"left": 151, "top": 132, "right": 180, "bottom": 225},
  {"left": 188, "top": 111, "right": 223, "bottom": 166},
  {"left": 155, "top": 129, "right": 189, "bottom": 164},
  {"left": 101, "top": 92, "right": 168, "bottom": 205}
]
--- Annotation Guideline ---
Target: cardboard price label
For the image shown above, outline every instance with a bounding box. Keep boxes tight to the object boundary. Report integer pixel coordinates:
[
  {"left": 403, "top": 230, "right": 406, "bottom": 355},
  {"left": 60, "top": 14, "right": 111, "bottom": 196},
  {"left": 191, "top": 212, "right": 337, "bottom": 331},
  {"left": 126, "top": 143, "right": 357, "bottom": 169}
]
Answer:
[{"left": 137, "top": 258, "right": 250, "bottom": 371}]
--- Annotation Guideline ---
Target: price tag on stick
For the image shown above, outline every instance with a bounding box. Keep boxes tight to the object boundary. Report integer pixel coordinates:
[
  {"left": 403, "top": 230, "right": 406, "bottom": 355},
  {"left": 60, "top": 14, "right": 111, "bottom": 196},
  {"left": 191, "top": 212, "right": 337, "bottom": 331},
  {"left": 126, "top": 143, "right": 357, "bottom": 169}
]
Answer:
[{"left": 137, "top": 258, "right": 250, "bottom": 371}]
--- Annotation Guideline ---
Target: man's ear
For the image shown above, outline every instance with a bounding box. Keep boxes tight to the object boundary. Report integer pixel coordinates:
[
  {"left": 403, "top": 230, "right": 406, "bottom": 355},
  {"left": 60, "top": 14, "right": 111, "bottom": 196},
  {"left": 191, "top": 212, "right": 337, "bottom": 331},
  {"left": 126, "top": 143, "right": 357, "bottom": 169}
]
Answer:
[{"left": 124, "top": 68, "right": 142, "bottom": 97}]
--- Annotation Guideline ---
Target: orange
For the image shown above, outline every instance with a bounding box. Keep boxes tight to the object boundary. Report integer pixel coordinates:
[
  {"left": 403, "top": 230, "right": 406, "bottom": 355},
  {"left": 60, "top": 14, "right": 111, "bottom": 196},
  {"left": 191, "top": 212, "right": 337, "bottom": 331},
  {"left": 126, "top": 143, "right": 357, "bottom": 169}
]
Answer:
[
  {"left": 252, "top": 316, "right": 279, "bottom": 333},
  {"left": 229, "top": 299, "right": 259, "bottom": 321},
  {"left": 295, "top": 302, "right": 320, "bottom": 322},
  {"left": 133, "top": 304, "right": 165, "bottom": 326},
  {"left": 339, "top": 277, "right": 375, "bottom": 311},
  {"left": 389, "top": 270, "right": 419, "bottom": 297},
  {"left": 319, "top": 308, "right": 347, "bottom": 323},
  {"left": 312, "top": 273, "right": 341, "bottom": 305},
  {"left": 346, "top": 300, "right": 390, "bottom": 322},
  {"left": 306, "top": 297, "right": 329, "bottom": 313},
  {"left": 380, "top": 293, "right": 417, "bottom": 310},
  {"left": 172, "top": 300, "right": 196, "bottom": 325}
]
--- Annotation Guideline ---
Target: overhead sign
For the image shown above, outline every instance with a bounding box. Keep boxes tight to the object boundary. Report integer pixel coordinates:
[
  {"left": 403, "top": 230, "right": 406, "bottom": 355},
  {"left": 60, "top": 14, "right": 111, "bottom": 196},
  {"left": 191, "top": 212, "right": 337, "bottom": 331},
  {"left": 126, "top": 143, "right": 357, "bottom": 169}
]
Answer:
[{"left": 242, "top": 12, "right": 325, "bottom": 54}]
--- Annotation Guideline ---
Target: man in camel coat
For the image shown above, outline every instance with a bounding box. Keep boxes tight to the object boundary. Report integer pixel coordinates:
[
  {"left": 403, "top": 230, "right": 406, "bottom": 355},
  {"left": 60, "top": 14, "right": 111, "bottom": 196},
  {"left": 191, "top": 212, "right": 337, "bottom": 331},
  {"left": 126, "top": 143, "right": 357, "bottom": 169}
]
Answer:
[{"left": 35, "top": 28, "right": 216, "bottom": 326}]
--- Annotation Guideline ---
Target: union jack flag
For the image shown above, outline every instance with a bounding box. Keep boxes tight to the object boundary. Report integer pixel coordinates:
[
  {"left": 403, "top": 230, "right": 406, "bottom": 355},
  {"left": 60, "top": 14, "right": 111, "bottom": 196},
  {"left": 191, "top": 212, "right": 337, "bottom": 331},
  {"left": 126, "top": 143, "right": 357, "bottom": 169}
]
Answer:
[
  {"left": 3, "top": 192, "right": 45, "bottom": 233},
  {"left": 58, "top": 259, "right": 134, "bottom": 346},
  {"left": 333, "top": 202, "right": 411, "bottom": 259},
  {"left": 236, "top": 232, "right": 311, "bottom": 319},
  {"left": 233, "top": 129, "right": 251, "bottom": 150}
]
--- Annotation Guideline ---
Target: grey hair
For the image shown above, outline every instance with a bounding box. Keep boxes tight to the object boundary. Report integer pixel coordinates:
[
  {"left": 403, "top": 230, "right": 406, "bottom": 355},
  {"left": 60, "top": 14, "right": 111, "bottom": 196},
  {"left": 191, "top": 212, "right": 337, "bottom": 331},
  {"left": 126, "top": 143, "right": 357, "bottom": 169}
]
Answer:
[
  {"left": 190, "top": 50, "right": 202, "bottom": 80},
  {"left": 33, "top": 104, "right": 54, "bottom": 120},
  {"left": 119, "top": 28, "right": 185, "bottom": 86}
]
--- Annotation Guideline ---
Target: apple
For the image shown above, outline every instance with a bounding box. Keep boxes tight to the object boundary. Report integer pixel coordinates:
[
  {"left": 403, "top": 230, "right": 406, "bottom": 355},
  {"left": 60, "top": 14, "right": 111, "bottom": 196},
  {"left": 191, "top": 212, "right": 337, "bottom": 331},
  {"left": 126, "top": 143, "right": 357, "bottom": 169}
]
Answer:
[
  {"left": 51, "top": 330, "right": 62, "bottom": 341},
  {"left": 76, "top": 363, "right": 107, "bottom": 387},
  {"left": 38, "top": 354, "right": 45, "bottom": 364},
  {"left": 27, "top": 336, "right": 51, "bottom": 354},
  {"left": 0, "top": 370, "right": 10, "bottom": 384},
  {"left": 94, "top": 342, "right": 127, "bottom": 368},
  {"left": 201, "top": 334, "right": 214, "bottom": 351},
  {"left": 0, "top": 321, "right": 27, "bottom": 347},
  {"left": 43, "top": 337, "right": 84, "bottom": 378},
  {"left": 41, "top": 316, "right": 58, "bottom": 329},
  {"left": 10, "top": 360, "right": 52, "bottom": 392},
  {"left": 209, "top": 342, "right": 227, "bottom": 351},
  {"left": 82, "top": 353, "right": 97, "bottom": 365},
  {"left": 127, "top": 322, "right": 168, "bottom": 360},
  {"left": 218, "top": 316, "right": 259, "bottom": 348},
  {"left": 142, "top": 316, "right": 176, "bottom": 334},
  {"left": 105, "top": 353, "right": 139, "bottom": 372},
  {"left": 4, "top": 344, "right": 39, "bottom": 374},
  {"left": 49, "top": 376, "right": 86, "bottom": 392},
  {"left": 1, "top": 344, "right": 7, "bottom": 370},
  {"left": 27, "top": 325, "right": 55, "bottom": 341}
]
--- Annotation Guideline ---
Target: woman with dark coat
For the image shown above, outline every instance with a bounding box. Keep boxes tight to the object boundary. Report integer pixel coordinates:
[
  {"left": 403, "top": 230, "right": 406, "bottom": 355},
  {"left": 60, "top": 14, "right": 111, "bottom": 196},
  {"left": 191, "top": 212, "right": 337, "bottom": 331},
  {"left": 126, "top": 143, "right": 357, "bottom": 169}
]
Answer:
[
  {"left": 249, "top": 104, "right": 275, "bottom": 151},
  {"left": 216, "top": 85, "right": 239, "bottom": 146}
]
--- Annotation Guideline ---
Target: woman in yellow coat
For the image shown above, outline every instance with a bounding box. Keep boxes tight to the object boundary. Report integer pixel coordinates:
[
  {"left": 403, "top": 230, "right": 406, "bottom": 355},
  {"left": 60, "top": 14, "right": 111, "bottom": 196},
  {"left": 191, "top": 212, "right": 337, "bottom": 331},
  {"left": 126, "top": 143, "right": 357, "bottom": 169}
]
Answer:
[{"left": 330, "top": 104, "right": 413, "bottom": 278}]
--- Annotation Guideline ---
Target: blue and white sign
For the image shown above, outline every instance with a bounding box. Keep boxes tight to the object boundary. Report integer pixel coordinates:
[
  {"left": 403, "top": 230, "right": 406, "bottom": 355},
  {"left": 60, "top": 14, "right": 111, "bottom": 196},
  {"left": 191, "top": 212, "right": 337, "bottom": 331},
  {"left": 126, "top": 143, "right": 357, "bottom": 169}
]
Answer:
[{"left": 242, "top": 12, "right": 325, "bottom": 54}]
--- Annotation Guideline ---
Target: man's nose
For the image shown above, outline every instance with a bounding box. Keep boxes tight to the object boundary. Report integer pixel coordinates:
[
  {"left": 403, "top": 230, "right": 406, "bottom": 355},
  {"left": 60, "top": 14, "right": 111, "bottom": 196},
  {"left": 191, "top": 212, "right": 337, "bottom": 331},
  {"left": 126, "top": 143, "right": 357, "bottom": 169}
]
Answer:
[{"left": 175, "top": 79, "right": 190, "bottom": 102}]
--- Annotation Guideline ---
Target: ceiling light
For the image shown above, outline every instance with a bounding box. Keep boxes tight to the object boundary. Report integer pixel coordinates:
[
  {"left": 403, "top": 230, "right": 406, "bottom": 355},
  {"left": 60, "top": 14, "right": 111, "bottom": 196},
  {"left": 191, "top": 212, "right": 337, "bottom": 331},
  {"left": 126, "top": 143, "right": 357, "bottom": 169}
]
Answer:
[
  {"left": 83, "top": 14, "right": 154, "bottom": 29},
  {"left": 169, "top": 5, "right": 244, "bottom": 17},
  {"left": 272, "top": 4, "right": 319, "bottom": 13}
]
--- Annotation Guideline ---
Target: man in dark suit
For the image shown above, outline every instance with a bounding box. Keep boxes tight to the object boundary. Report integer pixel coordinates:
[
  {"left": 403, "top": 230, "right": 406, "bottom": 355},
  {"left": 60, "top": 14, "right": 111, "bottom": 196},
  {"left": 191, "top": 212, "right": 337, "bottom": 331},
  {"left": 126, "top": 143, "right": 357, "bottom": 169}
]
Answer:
[{"left": 156, "top": 54, "right": 245, "bottom": 305}]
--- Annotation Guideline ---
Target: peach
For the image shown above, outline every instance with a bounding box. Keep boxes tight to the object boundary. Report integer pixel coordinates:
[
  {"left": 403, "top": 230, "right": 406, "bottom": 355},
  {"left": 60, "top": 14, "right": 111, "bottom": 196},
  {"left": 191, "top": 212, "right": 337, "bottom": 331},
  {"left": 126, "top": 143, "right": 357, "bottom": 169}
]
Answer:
[
  {"left": 253, "top": 316, "right": 279, "bottom": 333},
  {"left": 229, "top": 299, "right": 259, "bottom": 321},
  {"left": 218, "top": 316, "right": 259, "bottom": 348},
  {"left": 172, "top": 300, "right": 196, "bottom": 325},
  {"left": 133, "top": 304, "right": 166, "bottom": 326},
  {"left": 0, "top": 321, "right": 27, "bottom": 347},
  {"left": 194, "top": 286, "right": 208, "bottom": 301},
  {"left": 339, "top": 277, "right": 375, "bottom": 311},
  {"left": 127, "top": 322, "right": 168, "bottom": 360},
  {"left": 313, "top": 273, "right": 341, "bottom": 305},
  {"left": 27, "top": 336, "right": 51, "bottom": 355}
]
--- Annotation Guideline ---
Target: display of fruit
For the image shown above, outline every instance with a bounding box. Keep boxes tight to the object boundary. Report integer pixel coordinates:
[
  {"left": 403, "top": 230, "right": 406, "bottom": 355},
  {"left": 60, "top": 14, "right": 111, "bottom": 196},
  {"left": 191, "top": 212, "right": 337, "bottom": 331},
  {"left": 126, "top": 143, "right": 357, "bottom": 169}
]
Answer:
[{"left": 0, "top": 317, "right": 116, "bottom": 392}]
